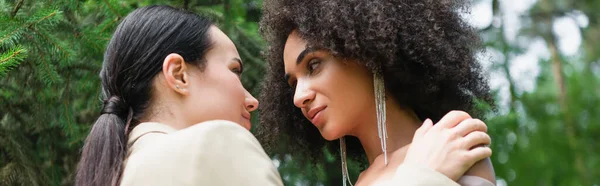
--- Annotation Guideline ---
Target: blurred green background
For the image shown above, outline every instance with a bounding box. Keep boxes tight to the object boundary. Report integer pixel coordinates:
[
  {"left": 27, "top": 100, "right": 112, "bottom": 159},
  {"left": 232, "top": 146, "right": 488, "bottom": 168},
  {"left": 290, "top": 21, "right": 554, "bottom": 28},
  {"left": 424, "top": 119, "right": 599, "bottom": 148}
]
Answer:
[{"left": 0, "top": 0, "right": 598, "bottom": 185}]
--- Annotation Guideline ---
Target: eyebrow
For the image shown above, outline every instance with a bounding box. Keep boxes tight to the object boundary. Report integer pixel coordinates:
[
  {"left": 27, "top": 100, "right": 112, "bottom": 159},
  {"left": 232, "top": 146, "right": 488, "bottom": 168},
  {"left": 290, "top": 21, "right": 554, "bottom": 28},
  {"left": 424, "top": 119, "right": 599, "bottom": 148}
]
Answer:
[
  {"left": 284, "top": 47, "right": 317, "bottom": 82},
  {"left": 296, "top": 47, "right": 317, "bottom": 65}
]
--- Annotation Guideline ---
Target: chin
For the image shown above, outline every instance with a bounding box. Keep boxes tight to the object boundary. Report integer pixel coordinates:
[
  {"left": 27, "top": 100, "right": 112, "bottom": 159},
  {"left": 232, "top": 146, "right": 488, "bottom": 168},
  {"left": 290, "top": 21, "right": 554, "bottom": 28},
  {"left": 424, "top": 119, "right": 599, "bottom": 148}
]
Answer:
[{"left": 319, "top": 126, "right": 345, "bottom": 141}]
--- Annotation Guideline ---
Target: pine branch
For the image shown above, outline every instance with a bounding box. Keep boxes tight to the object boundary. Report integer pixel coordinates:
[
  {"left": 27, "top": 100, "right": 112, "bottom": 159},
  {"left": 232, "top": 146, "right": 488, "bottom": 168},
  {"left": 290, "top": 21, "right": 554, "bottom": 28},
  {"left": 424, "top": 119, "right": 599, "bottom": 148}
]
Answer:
[
  {"left": 223, "top": 0, "right": 232, "bottom": 34},
  {"left": 237, "top": 43, "right": 264, "bottom": 68},
  {"left": 7, "top": 136, "right": 41, "bottom": 186},
  {"left": 0, "top": 46, "right": 27, "bottom": 77},
  {"left": 62, "top": 72, "right": 73, "bottom": 136},
  {"left": 0, "top": 162, "right": 19, "bottom": 185},
  {"left": 0, "top": 9, "right": 60, "bottom": 46},
  {"left": 103, "top": 0, "right": 121, "bottom": 19},
  {"left": 99, "top": 17, "right": 119, "bottom": 34},
  {"left": 79, "top": 26, "right": 110, "bottom": 54},
  {"left": 10, "top": 0, "right": 25, "bottom": 18},
  {"left": 62, "top": 63, "right": 97, "bottom": 72},
  {"left": 196, "top": 0, "right": 223, "bottom": 6},
  {"left": 233, "top": 25, "right": 264, "bottom": 51},
  {"left": 184, "top": 0, "right": 190, "bottom": 10},
  {"left": 0, "top": 103, "right": 27, "bottom": 126},
  {"left": 195, "top": 6, "right": 224, "bottom": 23},
  {"left": 0, "top": 18, "right": 26, "bottom": 47},
  {"left": 27, "top": 34, "right": 62, "bottom": 86},
  {"left": 39, "top": 58, "right": 60, "bottom": 86},
  {"left": 29, "top": 27, "right": 71, "bottom": 61}
]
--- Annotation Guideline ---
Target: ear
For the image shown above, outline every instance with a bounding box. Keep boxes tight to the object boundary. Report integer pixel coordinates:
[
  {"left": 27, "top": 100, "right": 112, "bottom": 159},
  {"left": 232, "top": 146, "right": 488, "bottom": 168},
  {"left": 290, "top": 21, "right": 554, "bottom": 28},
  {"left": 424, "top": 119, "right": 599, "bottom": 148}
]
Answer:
[{"left": 162, "top": 53, "right": 190, "bottom": 96}]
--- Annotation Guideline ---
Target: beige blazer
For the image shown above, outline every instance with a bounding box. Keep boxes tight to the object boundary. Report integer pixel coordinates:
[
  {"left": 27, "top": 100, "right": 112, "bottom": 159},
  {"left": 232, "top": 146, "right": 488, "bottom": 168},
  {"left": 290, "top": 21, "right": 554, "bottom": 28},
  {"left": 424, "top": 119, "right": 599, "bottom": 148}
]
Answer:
[
  {"left": 119, "top": 120, "right": 480, "bottom": 186},
  {"left": 120, "top": 120, "right": 283, "bottom": 185}
]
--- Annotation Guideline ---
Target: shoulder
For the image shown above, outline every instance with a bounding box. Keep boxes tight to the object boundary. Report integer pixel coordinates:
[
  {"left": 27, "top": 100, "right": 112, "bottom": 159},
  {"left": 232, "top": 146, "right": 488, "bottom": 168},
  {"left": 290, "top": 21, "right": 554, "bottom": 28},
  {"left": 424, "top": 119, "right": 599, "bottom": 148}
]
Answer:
[
  {"left": 464, "top": 158, "right": 496, "bottom": 184},
  {"left": 124, "top": 120, "right": 252, "bottom": 169},
  {"left": 178, "top": 119, "right": 250, "bottom": 138},
  {"left": 169, "top": 120, "right": 264, "bottom": 154},
  {"left": 121, "top": 120, "right": 283, "bottom": 186},
  {"left": 174, "top": 120, "right": 264, "bottom": 154}
]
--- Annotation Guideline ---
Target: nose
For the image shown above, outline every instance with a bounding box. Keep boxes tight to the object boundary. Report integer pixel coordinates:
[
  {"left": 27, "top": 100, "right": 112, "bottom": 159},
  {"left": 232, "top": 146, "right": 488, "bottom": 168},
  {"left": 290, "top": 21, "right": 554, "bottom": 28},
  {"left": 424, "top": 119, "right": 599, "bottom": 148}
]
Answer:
[
  {"left": 244, "top": 89, "right": 259, "bottom": 112},
  {"left": 293, "top": 79, "right": 316, "bottom": 108}
]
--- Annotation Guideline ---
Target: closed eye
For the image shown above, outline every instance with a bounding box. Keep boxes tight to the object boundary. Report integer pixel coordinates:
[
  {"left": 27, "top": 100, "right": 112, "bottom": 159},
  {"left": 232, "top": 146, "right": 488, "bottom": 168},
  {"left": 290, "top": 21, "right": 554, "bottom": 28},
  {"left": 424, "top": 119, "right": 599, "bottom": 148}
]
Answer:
[
  {"left": 232, "top": 67, "right": 243, "bottom": 76},
  {"left": 232, "top": 58, "right": 244, "bottom": 77}
]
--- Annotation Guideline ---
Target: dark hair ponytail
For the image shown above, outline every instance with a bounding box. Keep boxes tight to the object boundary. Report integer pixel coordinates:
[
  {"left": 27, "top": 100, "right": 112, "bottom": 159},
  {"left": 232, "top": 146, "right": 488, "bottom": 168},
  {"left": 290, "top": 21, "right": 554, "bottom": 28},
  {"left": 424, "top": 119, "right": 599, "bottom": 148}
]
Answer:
[
  {"left": 75, "top": 5, "right": 213, "bottom": 186},
  {"left": 75, "top": 96, "right": 130, "bottom": 186}
]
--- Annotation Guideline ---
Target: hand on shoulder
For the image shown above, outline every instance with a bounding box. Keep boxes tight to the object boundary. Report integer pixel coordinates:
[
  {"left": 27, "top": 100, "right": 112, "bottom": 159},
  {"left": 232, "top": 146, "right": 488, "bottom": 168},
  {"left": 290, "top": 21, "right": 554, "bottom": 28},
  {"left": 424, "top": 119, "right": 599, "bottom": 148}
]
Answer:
[{"left": 404, "top": 110, "right": 493, "bottom": 181}]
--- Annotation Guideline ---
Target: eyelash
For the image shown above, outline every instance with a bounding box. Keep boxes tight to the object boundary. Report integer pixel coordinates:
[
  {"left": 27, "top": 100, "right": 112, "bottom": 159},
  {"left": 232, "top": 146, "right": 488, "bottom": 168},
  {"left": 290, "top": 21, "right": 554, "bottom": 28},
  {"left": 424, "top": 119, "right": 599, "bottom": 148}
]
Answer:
[
  {"left": 290, "top": 58, "right": 322, "bottom": 89},
  {"left": 232, "top": 62, "right": 243, "bottom": 76},
  {"left": 232, "top": 68, "right": 243, "bottom": 77},
  {"left": 291, "top": 80, "right": 297, "bottom": 89},
  {"left": 307, "top": 59, "right": 321, "bottom": 74}
]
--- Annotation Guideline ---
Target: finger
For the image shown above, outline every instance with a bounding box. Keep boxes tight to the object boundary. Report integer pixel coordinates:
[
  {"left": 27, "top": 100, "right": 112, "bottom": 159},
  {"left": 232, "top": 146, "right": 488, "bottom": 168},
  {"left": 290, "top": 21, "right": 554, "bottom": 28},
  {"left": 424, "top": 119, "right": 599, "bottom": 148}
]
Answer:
[
  {"left": 415, "top": 118, "right": 434, "bottom": 138},
  {"left": 461, "top": 131, "right": 491, "bottom": 150},
  {"left": 452, "top": 118, "right": 487, "bottom": 137},
  {"left": 435, "top": 110, "right": 472, "bottom": 129},
  {"left": 464, "top": 146, "right": 492, "bottom": 166}
]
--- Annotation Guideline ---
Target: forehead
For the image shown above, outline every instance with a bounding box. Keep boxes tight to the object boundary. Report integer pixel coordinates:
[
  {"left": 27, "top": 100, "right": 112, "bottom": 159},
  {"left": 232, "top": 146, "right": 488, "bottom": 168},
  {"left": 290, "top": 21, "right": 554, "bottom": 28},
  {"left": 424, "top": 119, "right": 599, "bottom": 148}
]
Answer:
[
  {"left": 207, "top": 26, "right": 239, "bottom": 57},
  {"left": 283, "top": 31, "right": 308, "bottom": 69}
]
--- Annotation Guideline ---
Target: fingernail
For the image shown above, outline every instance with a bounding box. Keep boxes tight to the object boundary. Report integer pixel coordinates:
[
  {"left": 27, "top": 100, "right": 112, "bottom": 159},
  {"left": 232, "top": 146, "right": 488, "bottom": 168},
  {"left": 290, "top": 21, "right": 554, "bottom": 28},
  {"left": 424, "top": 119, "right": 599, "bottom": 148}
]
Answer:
[{"left": 424, "top": 118, "right": 432, "bottom": 125}]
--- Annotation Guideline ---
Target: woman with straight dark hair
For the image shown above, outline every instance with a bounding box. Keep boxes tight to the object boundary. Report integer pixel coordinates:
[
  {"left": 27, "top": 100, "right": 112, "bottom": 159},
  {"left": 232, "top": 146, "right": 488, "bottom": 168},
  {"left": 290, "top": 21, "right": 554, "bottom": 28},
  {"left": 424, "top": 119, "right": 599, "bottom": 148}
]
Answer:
[
  {"left": 74, "top": 5, "right": 282, "bottom": 186},
  {"left": 76, "top": 5, "right": 495, "bottom": 186}
]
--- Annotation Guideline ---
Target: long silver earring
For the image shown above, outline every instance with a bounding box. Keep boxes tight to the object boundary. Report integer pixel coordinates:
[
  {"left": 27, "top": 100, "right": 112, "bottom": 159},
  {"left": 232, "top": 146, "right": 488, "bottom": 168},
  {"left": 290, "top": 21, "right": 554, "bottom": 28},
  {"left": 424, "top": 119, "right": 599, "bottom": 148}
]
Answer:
[
  {"left": 374, "top": 71, "right": 388, "bottom": 166},
  {"left": 340, "top": 137, "right": 354, "bottom": 186},
  {"left": 340, "top": 72, "right": 387, "bottom": 186}
]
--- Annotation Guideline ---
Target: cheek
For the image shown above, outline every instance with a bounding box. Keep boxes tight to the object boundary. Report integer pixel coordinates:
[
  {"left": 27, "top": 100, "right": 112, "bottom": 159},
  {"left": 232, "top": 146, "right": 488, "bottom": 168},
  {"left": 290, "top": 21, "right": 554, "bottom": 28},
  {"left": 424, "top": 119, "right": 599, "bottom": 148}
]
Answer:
[
  {"left": 225, "top": 78, "right": 246, "bottom": 101},
  {"left": 218, "top": 71, "right": 246, "bottom": 104},
  {"left": 323, "top": 65, "right": 374, "bottom": 128},
  {"left": 192, "top": 69, "right": 245, "bottom": 115}
]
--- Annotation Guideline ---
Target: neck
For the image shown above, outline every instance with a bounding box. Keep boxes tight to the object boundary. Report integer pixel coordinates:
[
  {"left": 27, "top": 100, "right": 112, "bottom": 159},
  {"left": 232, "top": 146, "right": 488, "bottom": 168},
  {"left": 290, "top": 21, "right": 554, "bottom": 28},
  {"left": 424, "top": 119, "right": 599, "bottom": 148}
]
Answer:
[
  {"left": 144, "top": 107, "right": 189, "bottom": 130},
  {"left": 139, "top": 86, "right": 189, "bottom": 130},
  {"left": 350, "top": 98, "right": 421, "bottom": 165}
]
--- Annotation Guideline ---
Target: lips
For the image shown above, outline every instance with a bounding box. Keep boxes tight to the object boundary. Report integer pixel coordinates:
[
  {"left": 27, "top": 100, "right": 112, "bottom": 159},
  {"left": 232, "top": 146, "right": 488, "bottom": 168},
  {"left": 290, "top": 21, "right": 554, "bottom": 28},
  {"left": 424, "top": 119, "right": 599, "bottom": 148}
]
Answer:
[
  {"left": 241, "top": 112, "right": 252, "bottom": 130},
  {"left": 307, "top": 105, "right": 326, "bottom": 120},
  {"left": 242, "top": 111, "right": 251, "bottom": 120}
]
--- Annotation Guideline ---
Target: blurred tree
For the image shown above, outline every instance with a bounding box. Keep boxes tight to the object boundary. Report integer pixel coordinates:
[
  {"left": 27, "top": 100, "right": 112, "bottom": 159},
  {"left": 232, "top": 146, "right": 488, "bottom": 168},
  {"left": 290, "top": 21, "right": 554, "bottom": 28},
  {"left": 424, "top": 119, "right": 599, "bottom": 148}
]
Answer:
[{"left": 481, "top": 0, "right": 600, "bottom": 185}]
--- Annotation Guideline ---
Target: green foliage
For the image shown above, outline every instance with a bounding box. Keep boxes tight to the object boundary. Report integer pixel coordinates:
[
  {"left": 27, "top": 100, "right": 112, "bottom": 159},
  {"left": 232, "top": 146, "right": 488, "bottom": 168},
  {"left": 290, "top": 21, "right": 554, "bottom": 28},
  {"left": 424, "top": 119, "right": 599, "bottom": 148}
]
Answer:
[
  {"left": 0, "top": 0, "right": 128, "bottom": 185},
  {"left": 0, "top": 46, "right": 26, "bottom": 76}
]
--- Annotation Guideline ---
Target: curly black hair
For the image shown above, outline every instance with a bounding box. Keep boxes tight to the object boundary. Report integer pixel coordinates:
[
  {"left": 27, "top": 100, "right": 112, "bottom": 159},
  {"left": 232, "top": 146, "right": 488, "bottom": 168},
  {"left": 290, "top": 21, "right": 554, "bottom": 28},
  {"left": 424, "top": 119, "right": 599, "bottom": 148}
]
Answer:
[{"left": 256, "top": 0, "right": 493, "bottom": 164}]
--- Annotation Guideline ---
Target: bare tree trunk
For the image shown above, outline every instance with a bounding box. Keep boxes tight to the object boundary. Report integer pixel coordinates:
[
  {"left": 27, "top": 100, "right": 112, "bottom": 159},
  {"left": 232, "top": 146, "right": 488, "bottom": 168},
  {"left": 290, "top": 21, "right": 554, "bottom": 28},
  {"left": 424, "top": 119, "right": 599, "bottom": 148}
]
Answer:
[
  {"left": 490, "top": 0, "right": 518, "bottom": 112},
  {"left": 500, "top": 43, "right": 518, "bottom": 112},
  {"left": 537, "top": 0, "right": 589, "bottom": 183},
  {"left": 546, "top": 30, "right": 589, "bottom": 186}
]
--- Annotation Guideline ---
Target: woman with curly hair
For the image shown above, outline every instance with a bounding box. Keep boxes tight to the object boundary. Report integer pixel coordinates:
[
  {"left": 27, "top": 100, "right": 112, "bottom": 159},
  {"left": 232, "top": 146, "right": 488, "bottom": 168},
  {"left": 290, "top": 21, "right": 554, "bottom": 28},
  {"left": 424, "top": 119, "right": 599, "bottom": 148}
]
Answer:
[{"left": 257, "top": 0, "right": 496, "bottom": 185}]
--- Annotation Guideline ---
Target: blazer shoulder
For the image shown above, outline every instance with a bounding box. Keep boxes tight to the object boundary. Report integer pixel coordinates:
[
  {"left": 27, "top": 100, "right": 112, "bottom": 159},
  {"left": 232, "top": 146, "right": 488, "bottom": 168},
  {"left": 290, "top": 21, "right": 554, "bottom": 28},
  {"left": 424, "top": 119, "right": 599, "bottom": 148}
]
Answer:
[
  {"left": 181, "top": 119, "right": 249, "bottom": 136},
  {"left": 171, "top": 120, "right": 261, "bottom": 149},
  {"left": 121, "top": 120, "right": 283, "bottom": 186}
]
